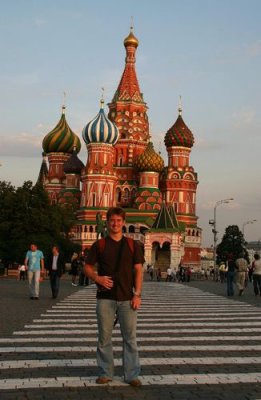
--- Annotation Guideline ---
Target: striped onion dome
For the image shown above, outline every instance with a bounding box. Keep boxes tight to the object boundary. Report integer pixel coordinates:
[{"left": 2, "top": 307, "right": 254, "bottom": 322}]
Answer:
[
  {"left": 134, "top": 142, "right": 164, "bottom": 173},
  {"left": 42, "top": 106, "right": 81, "bottom": 154},
  {"left": 82, "top": 99, "right": 119, "bottom": 145},
  {"left": 164, "top": 107, "right": 194, "bottom": 149}
]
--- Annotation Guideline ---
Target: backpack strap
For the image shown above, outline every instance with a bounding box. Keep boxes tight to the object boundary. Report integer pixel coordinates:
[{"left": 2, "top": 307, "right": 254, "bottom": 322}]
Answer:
[
  {"left": 126, "top": 237, "right": 135, "bottom": 255},
  {"left": 97, "top": 238, "right": 106, "bottom": 254}
]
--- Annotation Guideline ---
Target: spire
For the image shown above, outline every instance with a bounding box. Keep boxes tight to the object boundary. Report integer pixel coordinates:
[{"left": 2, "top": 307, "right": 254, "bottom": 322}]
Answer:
[
  {"left": 178, "top": 95, "right": 182, "bottom": 116},
  {"left": 37, "top": 152, "right": 49, "bottom": 184},
  {"left": 62, "top": 92, "right": 66, "bottom": 115},
  {"left": 100, "top": 87, "right": 105, "bottom": 109},
  {"left": 151, "top": 202, "right": 179, "bottom": 231},
  {"left": 112, "top": 27, "right": 143, "bottom": 103}
]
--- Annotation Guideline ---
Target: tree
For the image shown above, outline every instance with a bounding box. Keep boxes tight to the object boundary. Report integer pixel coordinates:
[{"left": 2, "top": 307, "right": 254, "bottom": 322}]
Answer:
[
  {"left": 0, "top": 180, "right": 81, "bottom": 265},
  {"left": 216, "top": 225, "right": 249, "bottom": 263}
]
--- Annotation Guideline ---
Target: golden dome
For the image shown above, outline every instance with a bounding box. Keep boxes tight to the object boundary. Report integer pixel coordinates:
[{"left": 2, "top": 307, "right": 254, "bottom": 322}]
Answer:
[
  {"left": 124, "top": 28, "right": 139, "bottom": 48},
  {"left": 134, "top": 142, "right": 164, "bottom": 173}
]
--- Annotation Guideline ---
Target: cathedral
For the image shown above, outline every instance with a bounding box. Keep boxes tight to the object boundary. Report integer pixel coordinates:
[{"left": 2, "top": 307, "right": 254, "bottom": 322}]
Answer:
[{"left": 38, "top": 27, "right": 201, "bottom": 271}]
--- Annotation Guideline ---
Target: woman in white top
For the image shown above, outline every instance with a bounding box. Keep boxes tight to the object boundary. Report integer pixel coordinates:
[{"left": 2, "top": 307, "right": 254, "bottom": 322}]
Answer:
[{"left": 252, "top": 253, "right": 261, "bottom": 296}]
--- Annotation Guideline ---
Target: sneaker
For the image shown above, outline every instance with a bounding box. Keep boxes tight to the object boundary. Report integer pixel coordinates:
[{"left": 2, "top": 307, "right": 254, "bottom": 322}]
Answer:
[
  {"left": 128, "top": 378, "right": 142, "bottom": 387},
  {"left": 96, "top": 377, "right": 112, "bottom": 384}
]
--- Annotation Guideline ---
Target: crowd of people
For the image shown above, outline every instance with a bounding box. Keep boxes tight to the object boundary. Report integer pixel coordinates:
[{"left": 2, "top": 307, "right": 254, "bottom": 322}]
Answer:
[
  {"left": 201, "top": 253, "right": 261, "bottom": 297},
  {"left": 15, "top": 244, "right": 89, "bottom": 300},
  {"left": 146, "top": 263, "right": 193, "bottom": 283}
]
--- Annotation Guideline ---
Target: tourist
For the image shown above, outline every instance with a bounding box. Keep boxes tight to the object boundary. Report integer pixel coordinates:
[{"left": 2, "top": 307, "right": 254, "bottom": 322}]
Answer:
[
  {"left": 45, "top": 245, "right": 65, "bottom": 299},
  {"left": 24, "top": 243, "right": 44, "bottom": 300},
  {"left": 235, "top": 254, "right": 248, "bottom": 296},
  {"left": 252, "top": 253, "right": 261, "bottom": 296},
  {"left": 84, "top": 207, "right": 144, "bottom": 386}
]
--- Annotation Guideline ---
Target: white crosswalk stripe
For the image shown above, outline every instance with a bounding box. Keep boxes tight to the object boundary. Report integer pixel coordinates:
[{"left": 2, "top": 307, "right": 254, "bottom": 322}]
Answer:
[{"left": 0, "top": 281, "right": 261, "bottom": 394}]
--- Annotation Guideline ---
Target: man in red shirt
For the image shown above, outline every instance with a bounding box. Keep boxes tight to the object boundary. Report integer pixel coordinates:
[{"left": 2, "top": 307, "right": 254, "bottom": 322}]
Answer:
[{"left": 84, "top": 207, "right": 144, "bottom": 387}]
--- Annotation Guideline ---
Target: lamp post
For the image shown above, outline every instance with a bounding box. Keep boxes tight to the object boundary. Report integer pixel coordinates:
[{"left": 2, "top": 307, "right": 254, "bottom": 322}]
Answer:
[
  {"left": 209, "top": 198, "right": 234, "bottom": 268},
  {"left": 242, "top": 219, "right": 257, "bottom": 237}
]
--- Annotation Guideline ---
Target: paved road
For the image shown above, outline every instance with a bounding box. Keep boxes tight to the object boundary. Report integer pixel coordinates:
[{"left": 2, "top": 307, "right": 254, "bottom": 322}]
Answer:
[{"left": 0, "top": 277, "right": 261, "bottom": 399}]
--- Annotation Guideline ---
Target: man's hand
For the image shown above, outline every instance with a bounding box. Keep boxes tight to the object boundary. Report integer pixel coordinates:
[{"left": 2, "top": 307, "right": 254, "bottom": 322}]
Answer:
[
  {"left": 96, "top": 275, "right": 114, "bottom": 290},
  {"left": 131, "top": 295, "right": 141, "bottom": 310}
]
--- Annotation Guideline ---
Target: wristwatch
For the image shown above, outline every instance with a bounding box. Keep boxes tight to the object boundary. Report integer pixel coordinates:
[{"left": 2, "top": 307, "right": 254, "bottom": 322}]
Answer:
[{"left": 133, "top": 290, "right": 141, "bottom": 297}]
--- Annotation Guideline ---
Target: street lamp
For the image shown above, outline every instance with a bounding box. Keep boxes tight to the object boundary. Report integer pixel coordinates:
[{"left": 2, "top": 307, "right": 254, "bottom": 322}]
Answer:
[
  {"left": 242, "top": 219, "right": 257, "bottom": 237},
  {"left": 209, "top": 198, "right": 234, "bottom": 268}
]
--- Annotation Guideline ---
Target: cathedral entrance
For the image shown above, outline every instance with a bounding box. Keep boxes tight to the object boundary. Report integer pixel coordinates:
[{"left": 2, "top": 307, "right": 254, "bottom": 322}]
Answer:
[{"left": 152, "top": 241, "right": 170, "bottom": 272}]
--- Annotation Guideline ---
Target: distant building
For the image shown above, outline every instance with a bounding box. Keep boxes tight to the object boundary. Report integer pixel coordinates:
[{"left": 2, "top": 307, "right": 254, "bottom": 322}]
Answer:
[{"left": 38, "top": 27, "right": 202, "bottom": 271}]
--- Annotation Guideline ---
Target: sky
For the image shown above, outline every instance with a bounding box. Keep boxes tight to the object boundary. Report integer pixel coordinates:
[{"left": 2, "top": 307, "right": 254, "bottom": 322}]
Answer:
[{"left": 0, "top": 0, "right": 260, "bottom": 247}]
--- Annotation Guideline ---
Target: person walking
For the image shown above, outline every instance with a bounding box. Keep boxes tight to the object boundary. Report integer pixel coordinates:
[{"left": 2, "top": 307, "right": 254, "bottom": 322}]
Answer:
[
  {"left": 235, "top": 254, "right": 248, "bottom": 296},
  {"left": 45, "top": 245, "right": 65, "bottom": 299},
  {"left": 24, "top": 243, "right": 44, "bottom": 300},
  {"left": 18, "top": 264, "right": 26, "bottom": 280},
  {"left": 166, "top": 267, "right": 172, "bottom": 282},
  {"left": 252, "top": 253, "right": 261, "bottom": 296},
  {"left": 156, "top": 267, "right": 162, "bottom": 281},
  {"left": 84, "top": 207, "right": 144, "bottom": 387},
  {"left": 71, "top": 253, "right": 81, "bottom": 286},
  {"left": 226, "top": 255, "right": 236, "bottom": 296}
]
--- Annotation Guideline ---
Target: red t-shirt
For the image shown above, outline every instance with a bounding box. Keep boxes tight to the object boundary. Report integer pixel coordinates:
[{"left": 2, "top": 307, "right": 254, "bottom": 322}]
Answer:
[{"left": 86, "top": 236, "right": 145, "bottom": 301}]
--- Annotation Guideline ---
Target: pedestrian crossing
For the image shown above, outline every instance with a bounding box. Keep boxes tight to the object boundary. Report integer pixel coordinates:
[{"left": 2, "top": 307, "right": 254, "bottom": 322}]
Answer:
[{"left": 0, "top": 282, "right": 261, "bottom": 397}]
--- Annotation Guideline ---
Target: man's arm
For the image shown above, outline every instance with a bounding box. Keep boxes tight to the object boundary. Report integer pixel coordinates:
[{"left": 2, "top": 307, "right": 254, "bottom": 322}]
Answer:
[
  {"left": 131, "top": 263, "right": 143, "bottom": 310},
  {"left": 84, "top": 263, "right": 113, "bottom": 290},
  {"left": 40, "top": 257, "right": 44, "bottom": 271}
]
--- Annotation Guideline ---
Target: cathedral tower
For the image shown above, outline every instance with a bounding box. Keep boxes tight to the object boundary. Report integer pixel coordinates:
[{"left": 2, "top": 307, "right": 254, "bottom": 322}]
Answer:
[
  {"left": 108, "top": 27, "right": 150, "bottom": 207},
  {"left": 78, "top": 99, "right": 119, "bottom": 222},
  {"left": 42, "top": 106, "right": 81, "bottom": 204}
]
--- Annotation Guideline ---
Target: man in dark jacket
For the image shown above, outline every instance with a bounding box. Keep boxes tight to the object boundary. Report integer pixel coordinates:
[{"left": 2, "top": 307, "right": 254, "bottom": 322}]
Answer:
[{"left": 45, "top": 245, "right": 65, "bottom": 299}]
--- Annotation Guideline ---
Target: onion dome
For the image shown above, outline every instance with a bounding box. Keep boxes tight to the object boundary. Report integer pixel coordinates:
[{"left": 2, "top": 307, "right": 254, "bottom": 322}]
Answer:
[
  {"left": 63, "top": 147, "right": 84, "bottom": 174},
  {"left": 124, "top": 26, "right": 139, "bottom": 48},
  {"left": 42, "top": 106, "right": 81, "bottom": 154},
  {"left": 82, "top": 99, "right": 119, "bottom": 145},
  {"left": 164, "top": 104, "right": 194, "bottom": 149},
  {"left": 134, "top": 142, "right": 164, "bottom": 172}
]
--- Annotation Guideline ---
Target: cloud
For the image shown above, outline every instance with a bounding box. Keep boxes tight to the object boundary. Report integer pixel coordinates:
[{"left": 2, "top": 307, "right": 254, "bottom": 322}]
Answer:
[
  {"left": 194, "top": 137, "right": 224, "bottom": 150},
  {"left": 247, "top": 40, "right": 261, "bottom": 57},
  {"left": 33, "top": 18, "right": 46, "bottom": 26},
  {"left": 0, "top": 132, "right": 42, "bottom": 157},
  {"left": 232, "top": 108, "right": 256, "bottom": 126}
]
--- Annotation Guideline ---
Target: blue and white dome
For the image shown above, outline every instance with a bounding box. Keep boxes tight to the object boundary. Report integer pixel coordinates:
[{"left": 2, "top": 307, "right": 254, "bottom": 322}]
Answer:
[{"left": 82, "top": 100, "right": 119, "bottom": 145}]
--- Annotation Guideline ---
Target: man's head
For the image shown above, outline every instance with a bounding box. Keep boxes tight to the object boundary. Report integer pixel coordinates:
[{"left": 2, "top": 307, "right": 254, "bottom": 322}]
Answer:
[
  {"left": 52, "top": 246, "right": 59, "bottom": 255},
  {"left": 106, "top": 207, "right": 125, "bottom": 236},
  {"left": 30, "top": 243, "right": 38, "bottom": 252},
  {"left": 106, "top": 207, "right": 126, "bottom": 221}
]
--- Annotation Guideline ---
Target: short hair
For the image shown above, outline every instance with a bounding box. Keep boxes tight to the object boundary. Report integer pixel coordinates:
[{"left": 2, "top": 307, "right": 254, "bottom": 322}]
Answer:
[
  {"left": 254, "top": 253, "right": 260, "bottom": 260},
  {"left": 106, "top": 207, "right": 126, "bottom": 221}
]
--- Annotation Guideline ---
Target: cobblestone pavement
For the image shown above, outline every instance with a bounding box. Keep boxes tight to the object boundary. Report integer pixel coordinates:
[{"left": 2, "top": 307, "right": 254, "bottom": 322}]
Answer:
[{"left": 0, "top": 276, "right": 261, "bottom": 400}]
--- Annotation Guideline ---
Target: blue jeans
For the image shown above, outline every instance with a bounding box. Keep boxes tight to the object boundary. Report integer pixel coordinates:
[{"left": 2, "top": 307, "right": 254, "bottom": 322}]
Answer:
[
  {"left": 96, "top": 299, "right": 140, "bottom": 382},
  {"left": 227, "top": 271, "right": 235, "bottom": 296}
]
